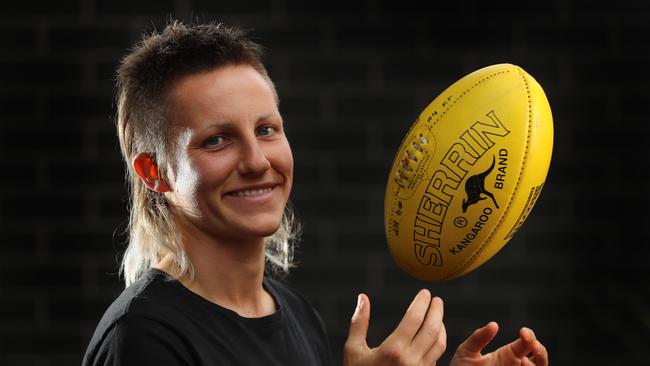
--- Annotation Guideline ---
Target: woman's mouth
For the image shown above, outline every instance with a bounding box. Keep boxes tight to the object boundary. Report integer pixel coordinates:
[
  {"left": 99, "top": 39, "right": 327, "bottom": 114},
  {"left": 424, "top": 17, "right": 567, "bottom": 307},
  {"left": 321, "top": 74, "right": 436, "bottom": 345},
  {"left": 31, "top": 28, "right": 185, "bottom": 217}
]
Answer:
[{"left": 231, "top": 187, "right": 274, "bottom": 197}]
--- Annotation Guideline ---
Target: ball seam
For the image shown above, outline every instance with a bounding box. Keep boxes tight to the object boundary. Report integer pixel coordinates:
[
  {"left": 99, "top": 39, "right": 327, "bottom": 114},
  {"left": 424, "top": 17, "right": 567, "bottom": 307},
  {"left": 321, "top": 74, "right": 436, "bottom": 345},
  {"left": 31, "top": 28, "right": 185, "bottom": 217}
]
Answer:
[{"left": 430, "top": 70, "right": 509, "bottom": 126}]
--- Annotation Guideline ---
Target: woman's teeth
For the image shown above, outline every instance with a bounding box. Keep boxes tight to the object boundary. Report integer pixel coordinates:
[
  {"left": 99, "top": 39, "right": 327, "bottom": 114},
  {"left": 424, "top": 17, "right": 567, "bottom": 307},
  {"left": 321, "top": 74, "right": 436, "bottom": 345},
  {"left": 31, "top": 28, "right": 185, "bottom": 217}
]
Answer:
[{"left": 233, "top": 187, "right": 272, "bottom": 197}]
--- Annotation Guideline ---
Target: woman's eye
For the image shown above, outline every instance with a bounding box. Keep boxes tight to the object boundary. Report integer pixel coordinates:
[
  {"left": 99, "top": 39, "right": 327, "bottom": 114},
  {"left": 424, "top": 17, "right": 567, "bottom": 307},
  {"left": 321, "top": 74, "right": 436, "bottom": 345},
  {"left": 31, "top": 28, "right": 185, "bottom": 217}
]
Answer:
[
  {"left": 258, "top": 126, "right": 276, "bottom": 136},
  {"left": 204, "top": 135, "right": 225, "bottom": 147}
]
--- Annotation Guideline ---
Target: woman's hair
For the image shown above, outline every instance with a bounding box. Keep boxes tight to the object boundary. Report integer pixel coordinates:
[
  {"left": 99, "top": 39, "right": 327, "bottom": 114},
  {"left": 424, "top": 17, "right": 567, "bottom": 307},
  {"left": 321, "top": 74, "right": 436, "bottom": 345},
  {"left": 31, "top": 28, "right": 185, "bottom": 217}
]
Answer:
[{"left": 115, "top": 20, "right": 298, "bottom": 287}]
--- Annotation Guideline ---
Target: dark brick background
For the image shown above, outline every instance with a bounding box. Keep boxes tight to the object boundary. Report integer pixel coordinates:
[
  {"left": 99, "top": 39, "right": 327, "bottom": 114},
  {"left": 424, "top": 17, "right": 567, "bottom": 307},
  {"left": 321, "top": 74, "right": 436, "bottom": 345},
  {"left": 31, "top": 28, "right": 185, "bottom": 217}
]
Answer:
[{"left": 1, "top": 1, "right": 649, "bottom": 365}]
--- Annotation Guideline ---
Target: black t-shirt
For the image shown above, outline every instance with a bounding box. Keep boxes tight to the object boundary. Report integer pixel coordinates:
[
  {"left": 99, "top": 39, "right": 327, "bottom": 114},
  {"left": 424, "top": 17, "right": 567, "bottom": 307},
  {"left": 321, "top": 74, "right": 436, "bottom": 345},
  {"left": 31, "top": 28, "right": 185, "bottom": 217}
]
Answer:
[{"left": 82, "top": 269, "right": 331, "bottom": 366}]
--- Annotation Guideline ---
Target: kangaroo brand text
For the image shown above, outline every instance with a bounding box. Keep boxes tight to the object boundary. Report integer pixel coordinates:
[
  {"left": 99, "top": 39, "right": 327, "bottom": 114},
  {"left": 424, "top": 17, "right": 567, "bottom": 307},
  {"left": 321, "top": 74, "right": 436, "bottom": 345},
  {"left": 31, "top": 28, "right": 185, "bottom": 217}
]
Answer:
[{"left": 413, "top": 110, "right": 510, "bottom": 266}]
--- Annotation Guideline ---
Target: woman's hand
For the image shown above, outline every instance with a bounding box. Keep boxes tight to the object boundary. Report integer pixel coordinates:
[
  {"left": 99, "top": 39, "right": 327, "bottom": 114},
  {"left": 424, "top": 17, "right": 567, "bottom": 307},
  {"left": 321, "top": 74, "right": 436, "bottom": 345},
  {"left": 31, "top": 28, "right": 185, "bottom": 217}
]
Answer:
[
  {"left": 450, "top": 322, "right": 548, "bottom": 366},
  {"left": 344, "top": 289, "right": 447, "bottom": 366}
]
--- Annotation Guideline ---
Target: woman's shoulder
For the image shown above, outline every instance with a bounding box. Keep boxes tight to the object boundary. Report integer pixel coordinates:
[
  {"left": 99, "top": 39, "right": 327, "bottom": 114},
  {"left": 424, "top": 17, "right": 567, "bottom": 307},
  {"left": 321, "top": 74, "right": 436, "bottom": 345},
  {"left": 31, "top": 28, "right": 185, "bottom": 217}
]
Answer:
[
  {"left": 86, "top": 270, "right": 191, "bottom": 345},
  {"left": 82, "top": 269, "right": 196, "bottom": 365},
  {"left": 103, "top": 269, "right": 183, "bottom": 320}
]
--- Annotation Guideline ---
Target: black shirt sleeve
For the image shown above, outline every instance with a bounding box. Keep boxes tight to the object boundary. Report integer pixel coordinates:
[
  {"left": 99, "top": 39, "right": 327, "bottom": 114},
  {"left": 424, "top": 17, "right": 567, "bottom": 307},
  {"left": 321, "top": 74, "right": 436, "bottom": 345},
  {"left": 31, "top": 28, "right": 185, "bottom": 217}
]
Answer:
[{"left": 88, "top": 315, "right": 195, "bottom": 366}]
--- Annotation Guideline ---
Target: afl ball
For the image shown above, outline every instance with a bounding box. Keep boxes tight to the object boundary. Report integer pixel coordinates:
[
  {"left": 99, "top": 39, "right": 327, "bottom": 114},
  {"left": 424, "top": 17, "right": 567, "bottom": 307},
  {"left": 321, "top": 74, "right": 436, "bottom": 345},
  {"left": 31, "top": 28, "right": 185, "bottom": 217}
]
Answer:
[{"left": 384, "top": 63, "right": 553, "bottom": 282}]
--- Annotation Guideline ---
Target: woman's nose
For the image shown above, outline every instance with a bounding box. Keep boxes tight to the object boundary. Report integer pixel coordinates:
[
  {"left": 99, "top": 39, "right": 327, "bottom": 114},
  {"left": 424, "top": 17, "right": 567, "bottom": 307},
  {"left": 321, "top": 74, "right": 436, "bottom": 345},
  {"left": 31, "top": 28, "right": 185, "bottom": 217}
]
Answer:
[{"left": 238, "top": 138, "right": 271, "bottom": 175}]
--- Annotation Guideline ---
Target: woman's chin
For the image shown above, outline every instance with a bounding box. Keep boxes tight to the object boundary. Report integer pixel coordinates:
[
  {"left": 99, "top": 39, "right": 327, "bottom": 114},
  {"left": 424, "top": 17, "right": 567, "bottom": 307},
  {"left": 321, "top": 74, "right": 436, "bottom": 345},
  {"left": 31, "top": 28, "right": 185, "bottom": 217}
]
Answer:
[
  {"left": 256, "top": 222, "right": 284, "bottom": 239},
  {"left": 227, "top": 219, "right": 283, "bottom": 241}
]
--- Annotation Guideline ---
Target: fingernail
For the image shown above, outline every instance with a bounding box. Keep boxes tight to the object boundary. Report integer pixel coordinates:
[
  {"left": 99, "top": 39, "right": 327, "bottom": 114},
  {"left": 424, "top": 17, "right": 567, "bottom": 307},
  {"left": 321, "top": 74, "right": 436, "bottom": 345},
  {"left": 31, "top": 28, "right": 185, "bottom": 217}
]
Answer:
[
  {"left": 353, "top": 294, "right": 363, "bottom": 318},
  {"left": 485, "top": 321, "right": 498, "bottom": 330}
]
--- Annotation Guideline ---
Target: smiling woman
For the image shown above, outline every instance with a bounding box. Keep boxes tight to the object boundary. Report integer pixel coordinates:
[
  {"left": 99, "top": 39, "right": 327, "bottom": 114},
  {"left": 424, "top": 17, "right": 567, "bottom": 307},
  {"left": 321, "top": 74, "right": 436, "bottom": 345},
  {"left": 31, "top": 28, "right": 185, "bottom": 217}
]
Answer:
[
  {"left": 162, "top": 66, "right": 293, "bottom": 245},
  {"left": 81, "top": 21, "right": 321, "bottom": 366},
  {"left": 113, "top": 24, "right": 296, "bottom": 288},
  {"left": 82, "top": 20, "right": 547, "bottom": 366}
]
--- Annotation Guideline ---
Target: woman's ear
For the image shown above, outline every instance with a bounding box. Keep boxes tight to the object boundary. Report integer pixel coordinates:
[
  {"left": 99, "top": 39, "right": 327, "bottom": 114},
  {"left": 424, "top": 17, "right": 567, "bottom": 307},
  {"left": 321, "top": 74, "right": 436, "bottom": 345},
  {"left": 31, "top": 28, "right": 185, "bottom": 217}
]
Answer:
[{"left": 132, "top": 153, "right": 172, "bottom": 193}]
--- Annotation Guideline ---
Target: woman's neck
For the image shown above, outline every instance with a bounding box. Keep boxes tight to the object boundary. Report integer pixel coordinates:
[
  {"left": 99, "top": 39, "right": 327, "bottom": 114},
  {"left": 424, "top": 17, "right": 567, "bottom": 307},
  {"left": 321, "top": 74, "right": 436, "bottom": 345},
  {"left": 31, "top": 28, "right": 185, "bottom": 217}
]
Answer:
[{"left": 154, "top": 223, "right": 277, "bottom": 318}]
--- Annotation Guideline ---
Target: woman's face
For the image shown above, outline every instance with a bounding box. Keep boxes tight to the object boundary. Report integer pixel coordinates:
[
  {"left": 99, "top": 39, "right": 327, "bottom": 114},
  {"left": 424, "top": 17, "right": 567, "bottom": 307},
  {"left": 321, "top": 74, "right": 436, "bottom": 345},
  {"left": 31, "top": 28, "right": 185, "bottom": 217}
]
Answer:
[{"left": 164, "top": 65, "right": 293, "bottom": 242}]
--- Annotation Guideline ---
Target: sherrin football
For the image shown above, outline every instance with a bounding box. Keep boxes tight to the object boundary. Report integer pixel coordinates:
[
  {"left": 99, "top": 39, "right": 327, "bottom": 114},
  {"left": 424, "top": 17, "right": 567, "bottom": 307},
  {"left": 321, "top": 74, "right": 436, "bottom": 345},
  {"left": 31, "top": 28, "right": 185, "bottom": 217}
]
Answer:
[{"left": 384, "top": 63, "right": 553, "bottom": 282}]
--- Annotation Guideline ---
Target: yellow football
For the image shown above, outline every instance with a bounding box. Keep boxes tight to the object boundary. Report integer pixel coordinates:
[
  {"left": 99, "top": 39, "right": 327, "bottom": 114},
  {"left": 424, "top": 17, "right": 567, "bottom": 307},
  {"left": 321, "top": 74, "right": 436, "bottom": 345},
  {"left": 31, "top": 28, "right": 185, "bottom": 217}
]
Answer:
[{"left": 384, "top": 63, "right": 553, "bottom": 282}]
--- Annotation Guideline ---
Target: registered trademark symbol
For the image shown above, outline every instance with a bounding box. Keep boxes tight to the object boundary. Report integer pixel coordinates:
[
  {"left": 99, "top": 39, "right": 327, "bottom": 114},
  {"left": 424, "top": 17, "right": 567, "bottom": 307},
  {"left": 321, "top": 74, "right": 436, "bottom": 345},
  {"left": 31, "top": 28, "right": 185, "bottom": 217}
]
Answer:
[{"left": 454, "top": 216, "right": 467, "bottom": 228}]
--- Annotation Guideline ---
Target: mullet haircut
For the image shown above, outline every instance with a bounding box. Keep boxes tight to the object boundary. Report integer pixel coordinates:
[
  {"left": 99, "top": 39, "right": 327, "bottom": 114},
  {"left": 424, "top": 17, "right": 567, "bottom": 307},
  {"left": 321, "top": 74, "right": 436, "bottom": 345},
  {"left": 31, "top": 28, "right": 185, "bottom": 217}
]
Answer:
[{"left": 116, "top": 20, "right": 295, "bottom": 287}]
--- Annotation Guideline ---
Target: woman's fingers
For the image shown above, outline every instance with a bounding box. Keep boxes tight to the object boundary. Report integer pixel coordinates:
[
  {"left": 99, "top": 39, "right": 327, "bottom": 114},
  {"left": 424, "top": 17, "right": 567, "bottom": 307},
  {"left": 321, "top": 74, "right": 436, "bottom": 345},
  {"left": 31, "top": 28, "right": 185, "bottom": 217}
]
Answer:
[
  {"left": 345, "top": 294, "right": 371, "bottom": 350},
  {"left": 507, "top": 327, "right": 536, "bottom": 359},
  {"left": 379, "top": 290, "right": 448, "bottom": 365},
  {"left": 530, "top": 340, "right": 549, "bottom": 366},
  {"left": 421, "top": 319, "right": 447, "bottom": 365},
  {"left": 410, "top": 296, "right": 444, "bottom": 355},
  {"left": 388, "top": 289, "right": 432, "bottom": 343},
  {"left": 345, "top": 290, "right": 450, "bottom": 366},
  {"left": 455, "top": 322, "right": 499, "bottom": 357}
]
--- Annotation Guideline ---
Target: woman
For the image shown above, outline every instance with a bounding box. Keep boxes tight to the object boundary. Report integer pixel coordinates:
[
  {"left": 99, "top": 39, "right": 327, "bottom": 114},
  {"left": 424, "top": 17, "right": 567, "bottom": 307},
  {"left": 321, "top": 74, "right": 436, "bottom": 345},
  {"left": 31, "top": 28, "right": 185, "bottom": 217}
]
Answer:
[{"left": 82, "top": 21, "right": 548, "bottom": 366}]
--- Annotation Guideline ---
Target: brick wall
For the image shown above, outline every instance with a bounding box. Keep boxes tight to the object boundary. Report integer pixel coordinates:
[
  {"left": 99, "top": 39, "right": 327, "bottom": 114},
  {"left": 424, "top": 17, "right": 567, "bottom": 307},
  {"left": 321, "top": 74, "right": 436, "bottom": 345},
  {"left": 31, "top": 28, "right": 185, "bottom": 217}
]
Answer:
[{"left": 1, "top": 1, "right": 648, "bottom": 365}]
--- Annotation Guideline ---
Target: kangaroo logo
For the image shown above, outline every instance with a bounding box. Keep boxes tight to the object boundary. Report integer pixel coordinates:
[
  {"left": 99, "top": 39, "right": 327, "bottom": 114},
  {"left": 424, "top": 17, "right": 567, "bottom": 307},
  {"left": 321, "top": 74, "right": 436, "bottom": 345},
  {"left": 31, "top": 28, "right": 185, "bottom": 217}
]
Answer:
[{"left": 462, "top": 156, "right": 499, "bottom": 213}]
